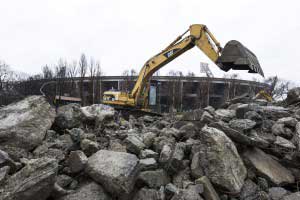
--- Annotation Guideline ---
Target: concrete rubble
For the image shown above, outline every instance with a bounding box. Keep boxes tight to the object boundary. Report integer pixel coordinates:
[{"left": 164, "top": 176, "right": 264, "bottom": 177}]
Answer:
[{"left": 1, "top": 88, "right": 300, "bottom": 199}]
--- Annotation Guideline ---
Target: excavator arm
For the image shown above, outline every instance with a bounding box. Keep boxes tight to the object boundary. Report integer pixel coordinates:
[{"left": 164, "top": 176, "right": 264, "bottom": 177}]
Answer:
[{"left": 103, "top": 24, "right": 264, "bottom": 110}]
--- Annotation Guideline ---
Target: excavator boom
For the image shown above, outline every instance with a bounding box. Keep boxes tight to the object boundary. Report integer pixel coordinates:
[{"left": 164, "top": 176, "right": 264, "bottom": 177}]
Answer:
[{"left": 103, "top": 24, "right": 264, "bottom": 110}]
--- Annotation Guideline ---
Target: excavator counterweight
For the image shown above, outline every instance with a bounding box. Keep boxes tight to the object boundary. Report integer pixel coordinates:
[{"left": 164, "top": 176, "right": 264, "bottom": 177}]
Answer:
[{"left": 217, "top": 40, "right": 264, "bottom": 77}]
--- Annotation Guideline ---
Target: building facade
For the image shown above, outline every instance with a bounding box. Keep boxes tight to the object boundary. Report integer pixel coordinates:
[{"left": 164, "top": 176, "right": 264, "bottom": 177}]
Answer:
[{"left": 15, "top": 76, "right": 268, "bottom": 112}]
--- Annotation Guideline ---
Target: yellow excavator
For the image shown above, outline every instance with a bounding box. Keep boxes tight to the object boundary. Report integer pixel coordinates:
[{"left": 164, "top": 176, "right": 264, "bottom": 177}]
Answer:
[{"left": 103, "top": 24, "right": 264, "bottom": 111}]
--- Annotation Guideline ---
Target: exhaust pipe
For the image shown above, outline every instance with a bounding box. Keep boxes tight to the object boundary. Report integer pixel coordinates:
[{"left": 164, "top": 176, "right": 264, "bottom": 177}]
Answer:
[{"left": 217, "top": 40, "right": 264, "bottom": 77}]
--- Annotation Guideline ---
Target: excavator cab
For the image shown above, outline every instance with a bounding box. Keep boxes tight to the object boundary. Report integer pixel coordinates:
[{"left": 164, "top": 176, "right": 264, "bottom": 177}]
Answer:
[{"left": 217, "top": 40, "right": 264, "bottom": 77}]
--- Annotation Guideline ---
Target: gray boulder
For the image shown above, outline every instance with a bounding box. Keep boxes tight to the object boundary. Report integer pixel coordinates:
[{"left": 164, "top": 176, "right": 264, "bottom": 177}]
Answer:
[
  {"left": 172, "top": 167, "right": 192, "bottom": 189},
  {"left": 215, "top": 109, "right": 236, "bottom": 122},
  {"left": 81, "top": 104, "right": 115, "bottom": 126},
  {"left": 139, "top": 149, "right": 159, "bottom": 160},
  {"left": 0, "top": 149, "right": 17, "bottom": 172},
  {"left": 165, "top": 183, "right": 180, "bottom": 199},
  {"left": 239, "top": 179, "right": 260, "bottom": 200},
  {"left": 140, "top": 158, "right": 158, "bottom": 171},
  {"left": 210, "top": 121, "right": 269, "bottom": 148},
  {"left": 236, "top": 104, "right": 290, "bottom": 120},
  {"left": 277, "top": 117, "right": 298, "bottom": 127},
  {"left": 229, "top": 119, "right": 256, "bottom": 131},
  {"left": 179, "top": 123, "right": 198, "bottom": 139},
  {"left": 54, "top": 103, "right": 83, "bottom": 129},
  {"left": 108, "top": 139, "right": 127, "bottom": 152},
  {"left": 181, "top": 109, "right": 204, "bottom": 121},
  {"left": 0, "top": 96, "right": 55, "bottom": 153},
  {"left": 244, "top": 111, "right": 263, "bottom": 124},
  {"left": 33, "top": 145, "right": 65, "bottom": 162},
  {"left": 138, "top": 169, "right": 170, "bottom": 189},
  {"left": 133, "top": 188, "right": 160, "bottom": 200},
  {"left": 272, "top": 123, "right": 286, "bottom": 136},
  {"left": 80, "top": 139, "right": 100, "bottom": 157},
  {"left": 68, "top": 150, "right": 88, "bottom": 173},
  {"left": 268, "top": 187, "right": 288, "bottom": 200},
  {"left": 190, "top": 152, "right": 204, "bottom": 179},
  {"left": 282, "top": 192, "right": 300, "bottom": 200},
  {"left": 153, "top": 136, "right": 176, "bottom": 153},
  {"left": 171, "top": 187, "right": 203, "bottom": 200},
  {"left": 56, "top": 174, "right": 74, "bottom": 188},
  {"left": 286, "top": 87, "right": 300, "bottom": 105},
  {"left": 167, "top": 142, "right": 186, "bottom": 172},
  {"left": 124, "top": 134, "right": 146, "bottom": 155},
  {"left": 195, "top": 176, "right": 220, "bottom": 200},
  {"left": 0, "top": 166, "right": 10, "bottom": 185},
  {"left": 142, "top": 132, "right": 157, "bottom": 148},
  {"left": 159, "top": 144, "right": 173, "bottom": 164},
  {"left": 86, "top": 150, "right": 140, "bottom": 195},
  {"left": 274, "top": 136, "right": 296, "bottom": 150},
  {"left": 293, "top": 122, "right": 300, "bottom": 151},
  {"left": 261, "top": 106, "right": 290, "bottom": 120},
  {"left": 243, "top": 148, "right": 295, "bottom": 185},
  {"left": 198, "top": 126, "right": 247, "bottom": 193},
  {"left": 201, "top": 111, "right": 215, "bottom": 124},
  {"left": 57, "top": 181, "right": 112, "bottom": 200},
  {"left": 0, "top": 157, "right": 58, "bottom": 200}
]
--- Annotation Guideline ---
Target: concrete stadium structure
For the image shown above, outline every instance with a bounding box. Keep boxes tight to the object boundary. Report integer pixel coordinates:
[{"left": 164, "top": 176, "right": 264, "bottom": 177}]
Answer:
[{"left": 17, "top": 76, "right": 268, "bottom": 112}]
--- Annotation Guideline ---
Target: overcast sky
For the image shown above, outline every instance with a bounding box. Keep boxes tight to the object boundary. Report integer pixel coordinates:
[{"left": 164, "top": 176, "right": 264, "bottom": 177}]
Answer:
[{"left": 0, "top": 0, "right": 299, "bottom": 83}]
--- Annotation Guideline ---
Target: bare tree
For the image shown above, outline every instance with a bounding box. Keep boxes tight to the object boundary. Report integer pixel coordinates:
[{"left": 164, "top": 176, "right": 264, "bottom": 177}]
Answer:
[
  {"left": 130, "top": 69, "right": 137, "bottom": 76},
  {"left": 223, "top": 73, "right": 240, "bottom": 99},
  {"left": 67, "top": 60, "right": 78, "bottom": 97},
  {"left": 95, "top": 61, "right": 103, "bottom": 102},
  {"left": 0, "top": 61, "right": 10, "bottom": 90},
  {"left": 121, "top": 69, "right": 130, "bottom": 92},
  {"left": 42, "top": 65, "right": 53, "bottom": 79},
  {"left": 55, "top": 59, "right": 67, "bottom": 105},
  {"left": 79, "top": 54, "right": 88, "bottom": 106},
  {"left": 89, "top": 57, "right": 97, "bottom": 104},
  {"left": 264, "top": 76, "right": 291, "bottom": 100},
  {"left": 186, "top": 71, "right": 195, "bottom": 77}
]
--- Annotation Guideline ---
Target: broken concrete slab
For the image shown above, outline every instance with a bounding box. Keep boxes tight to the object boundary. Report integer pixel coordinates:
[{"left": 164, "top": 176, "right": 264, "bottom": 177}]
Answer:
[
  {"left": 274, "top": 136, "right": 296, "bottom": 150},
  {"left": 0, "top": 166, "right": 10, "bottom": 185},
  {"left": 81, "top": 104, "right": 115, "bottom": 126},
  {"left": 215, "top": 109, "right": 236, "bottom": 122},
  {"left": 229, "top": 119, "right": 256, "bottom": 131},
  {"left": 86, "top": 150, "right": 140, "bottom": 195},
  {"left": 68, "top": 150, "right": 88, "bottom": 173},
  {"left": 0, "top": 157, "right": 58, "bottom": 200},
  {"left": 198, "top": 126, "right": 247, "bottom": 193},
  {"left": 195, "top": 176, "right": 220, "bottom": 200},
  {"left": 0, "top": 96, "right": 55, "bottom": 154},
  {"left": 282, "top": 192, "right": 300, "bottom": 200},
  {"left": 138, "top": 169, "right": 170, "bottom": 189},
  {"left": 124, "top": 134, "right": 146, "bottom": 155},
  {"left": 54, "top": 103, "right": 83, "bottom": 130},
  {"left": 268, "top": 187, "right": 288, "bottom": 200},
  {"left": 277, "top": 117, "right": 298, "bottom": 127},
  {"left": 133, "top": 187, "right": 161, "bottom": 200},
  {"left": 286, "top": 87, "right": 300, "bottom": 105},
  {"left": 140, "top": 158, "right": 158, "bottom": 171},
  {"left": 243, "top": 148, "right": 295, "bottom": 185},
  {"left": 139, "top": 149, "right": 159, "bottom": 160},
  {"left": 57, "top": 181, "right": 112, "bottom": 200},
  {"left": 190, "top": 152, "right": 204, "bottom": 179},
  {"left": 80, "top": 139, "right": 100, "bottom": 157}
]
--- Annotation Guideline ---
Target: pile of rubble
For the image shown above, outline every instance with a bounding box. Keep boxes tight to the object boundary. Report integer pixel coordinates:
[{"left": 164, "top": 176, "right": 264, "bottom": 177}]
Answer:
[{"left": 1, "top": 88, "right": 300, "bottom": 200}]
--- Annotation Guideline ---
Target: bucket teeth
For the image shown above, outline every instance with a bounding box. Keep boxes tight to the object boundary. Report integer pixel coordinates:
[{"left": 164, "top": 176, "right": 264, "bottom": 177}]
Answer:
[{"left": 217, "top": 40, "right": 264, "bottom": 77}]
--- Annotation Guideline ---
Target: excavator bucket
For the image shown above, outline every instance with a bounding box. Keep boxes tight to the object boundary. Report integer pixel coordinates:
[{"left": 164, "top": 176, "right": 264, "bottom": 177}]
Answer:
[{"left": 217, "top": 40, "right": 264, "bottom": 77}]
